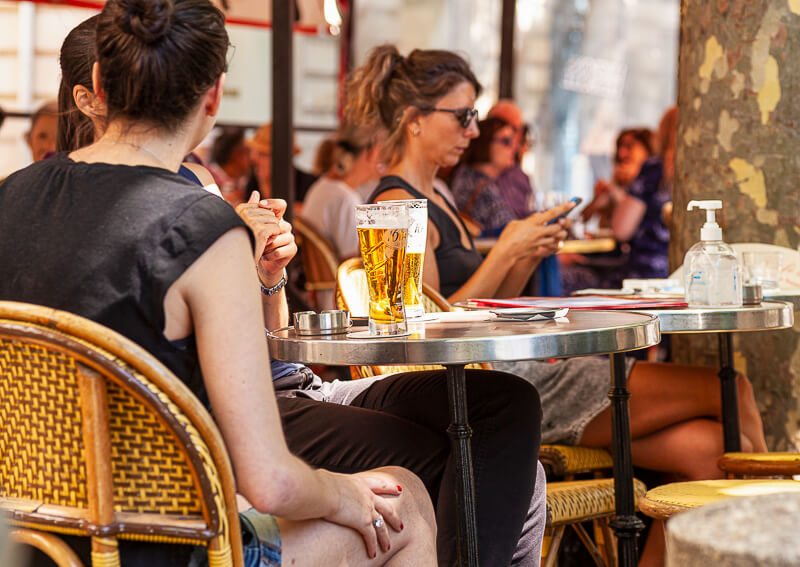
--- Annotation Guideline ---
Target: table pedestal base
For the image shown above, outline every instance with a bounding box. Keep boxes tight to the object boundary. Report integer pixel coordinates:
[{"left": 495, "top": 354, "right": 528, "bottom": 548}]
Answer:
[
  {"left": 445, "top": 364, "right": 479, "bottom": 567},
  {"left": 718, "top": 334, "right": 742, "bottom": 452},
  {"left": 609, "top": 353, "right": 644, "bottom": 567}
]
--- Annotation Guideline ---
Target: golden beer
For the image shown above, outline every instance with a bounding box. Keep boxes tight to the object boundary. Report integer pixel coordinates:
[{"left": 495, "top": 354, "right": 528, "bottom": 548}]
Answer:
[
  {"left": 403, "top": 251, "right": 425, "bottom": 317},
  {"left": 379, "top": 198, "right": 428, "bottom": 320},
  {"left": 358, "top": 226, "right": 408, "bottom": 333}
]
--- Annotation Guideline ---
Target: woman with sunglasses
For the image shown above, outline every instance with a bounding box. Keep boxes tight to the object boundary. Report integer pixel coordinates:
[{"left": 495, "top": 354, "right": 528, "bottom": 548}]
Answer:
[
  {"left": 352, "top": 44, "right": 768, "bottom": 567},
  {"left": 450, "top": 116, "right": 519, "bottom": 237}
]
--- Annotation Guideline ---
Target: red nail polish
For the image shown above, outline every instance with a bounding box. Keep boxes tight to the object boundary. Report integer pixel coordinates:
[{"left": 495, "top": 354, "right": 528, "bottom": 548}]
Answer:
[
  {"left": 400, "top": 522, "right": 404, "bottom": 530},
  {"left": 373, "top": 552, "right": 377, "bottom": 559},
  {"left": 397, "top": 485, "right": 403, "bottom": 492},
  {"left": 387, "top": 544, "right": 391, "bottom": 550}
]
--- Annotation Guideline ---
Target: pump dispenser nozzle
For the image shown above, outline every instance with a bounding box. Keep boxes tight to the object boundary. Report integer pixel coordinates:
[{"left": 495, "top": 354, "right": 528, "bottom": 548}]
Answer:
[{"left": 687, "top": 200, "right": 723, "bottom": 241}]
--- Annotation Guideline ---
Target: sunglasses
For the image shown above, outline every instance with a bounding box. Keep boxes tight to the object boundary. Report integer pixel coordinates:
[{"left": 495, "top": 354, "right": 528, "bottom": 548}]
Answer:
[
  {"left": 423, "top": 107, "right": 479, "bottom": 129},
  {"left": 492, "top": 136, "right": 515, "bottom": 147}
]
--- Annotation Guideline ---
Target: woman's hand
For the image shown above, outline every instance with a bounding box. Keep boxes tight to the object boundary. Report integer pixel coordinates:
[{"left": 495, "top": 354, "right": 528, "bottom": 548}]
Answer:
[
  {"left": 497, "top": 201, "right": 574, "bottom": 260},
  {"left": 236, "top": 192, "right": 298, "bottom": 284},
  {"left": 325, "top": 472, "right": 404, "bottom": 559},
  {"left": 235, "top": 191, "right": 283, "bottom": 262}
]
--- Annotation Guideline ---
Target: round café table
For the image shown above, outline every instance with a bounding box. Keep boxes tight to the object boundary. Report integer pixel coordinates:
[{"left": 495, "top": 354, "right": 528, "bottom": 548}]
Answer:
[
  {"left": 636, "top": 301, "right": 793, "bottom": 452},
  {"left": 269, "top": 310, "right": 660, "bottom": 567}
]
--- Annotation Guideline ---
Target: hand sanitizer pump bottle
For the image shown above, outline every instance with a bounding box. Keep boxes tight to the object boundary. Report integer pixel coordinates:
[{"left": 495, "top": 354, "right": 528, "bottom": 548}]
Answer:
[{"left": 683, "top": 200, "right": 742, "bottom": 308}]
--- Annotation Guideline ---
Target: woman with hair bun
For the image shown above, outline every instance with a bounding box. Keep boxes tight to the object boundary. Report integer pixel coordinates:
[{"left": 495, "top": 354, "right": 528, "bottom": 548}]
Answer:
[{"left": 0, "top": 1, "right": 438, "bottom": 566}]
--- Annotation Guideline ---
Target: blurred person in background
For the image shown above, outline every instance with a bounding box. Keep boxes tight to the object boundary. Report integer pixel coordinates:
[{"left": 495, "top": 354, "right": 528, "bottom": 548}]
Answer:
[
  {"left": 209, "top": 126, "right": 251, "bottom": 204},
  {"left": 487, "top": 99, "right": 537, "bottom": 219},
  {"left": 311, "top": 136, "right": 338, "bottom": 176},
  {"left": 580, "top": 127, "right": 654, "bottom": 229},
  {"left": 450, "top": 116, "right": 517, "bottom": 236},
  {"left": 616, "top": 107, "right": 677, "bottom": 280},
  {"left": 301, "top": 124, "right": 381, "bottom": 259},
  {"left": 246, "top": 122, "right": 317, "bottom": 205},
  {"left": 560, "top": 127, "right": 655, "bottom": 293},
  {"left": 26, "top": 101, "right": 58, "bottom": 162}
]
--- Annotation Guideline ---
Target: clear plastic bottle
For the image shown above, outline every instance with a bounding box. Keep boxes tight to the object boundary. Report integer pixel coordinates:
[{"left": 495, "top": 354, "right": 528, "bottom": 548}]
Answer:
[{"left": 683, "top": 200, "right": 742, "bottom": 308}]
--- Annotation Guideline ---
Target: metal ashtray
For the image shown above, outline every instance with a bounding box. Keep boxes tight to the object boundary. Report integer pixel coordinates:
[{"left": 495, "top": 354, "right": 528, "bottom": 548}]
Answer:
[
  {"left": 294, "top": 310, "right": 351, "bottom": 336},
  {"left": 743, "top": 284, "right": 763, "bottom": 306}
]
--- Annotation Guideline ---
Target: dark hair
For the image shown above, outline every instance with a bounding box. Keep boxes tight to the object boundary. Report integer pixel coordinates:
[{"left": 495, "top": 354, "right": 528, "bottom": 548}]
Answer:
[
  {"left": 462, "top": 117, "right": 510, "bottom": 165},
  {"left": 344, "top": 44, "right": 482, "bottom": 164},
  {"left": 96, "top": 0, "right": 229, "bottom": 130},
  {"left": 615, "top": 128, "right": 654, "bottom": 162},
  {"left": 57, "top": 15, "right": 100, "bottom": 152},
  {"left": 211, "top": 126, "right": 245, "bottom": 166}
]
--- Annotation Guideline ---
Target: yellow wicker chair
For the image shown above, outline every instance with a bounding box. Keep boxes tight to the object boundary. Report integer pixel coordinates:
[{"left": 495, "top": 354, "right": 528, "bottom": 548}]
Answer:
[
  {"left": 639, "top": 479, "right": 800, "bottom": 520},
  {"left": 0, "top": 301, "right": 243, "bottom": 567},
  {"left": 294, "top": 216, "right": 341, "bottom": 310},
  {"left": 718, "top": 452, "right": 800, "bottom": 478},
  {"left": 543, "top": 478, "right": 647, "bottom": 567}
]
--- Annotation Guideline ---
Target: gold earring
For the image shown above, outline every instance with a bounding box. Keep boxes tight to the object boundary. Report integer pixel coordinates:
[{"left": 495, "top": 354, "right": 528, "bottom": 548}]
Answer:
[{"left": 410, "top": 125, "right": 420, "bottom": 136}]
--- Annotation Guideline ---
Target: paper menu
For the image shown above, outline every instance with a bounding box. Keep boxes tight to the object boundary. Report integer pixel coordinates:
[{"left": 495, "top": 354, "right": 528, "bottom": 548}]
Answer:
[{"left": 468, "top": 296, "right": 687, "bottom": 310}]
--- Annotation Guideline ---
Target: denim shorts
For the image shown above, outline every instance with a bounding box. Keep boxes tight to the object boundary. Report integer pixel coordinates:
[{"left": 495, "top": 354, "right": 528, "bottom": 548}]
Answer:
[
  {"left": 240, "top": 509, "right": 282, "bottom": 567},
  {"left": 188, "top": 509, "right": 281, "bottom": 567}
]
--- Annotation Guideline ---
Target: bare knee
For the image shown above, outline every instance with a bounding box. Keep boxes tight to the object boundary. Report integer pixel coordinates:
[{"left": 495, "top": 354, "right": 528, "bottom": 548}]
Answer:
[
  {"left": 377, "top": 466, "right": 437, "bottom": 546},
  {"left": 679, "top": 422, "right": 726, "bottom": 480}
]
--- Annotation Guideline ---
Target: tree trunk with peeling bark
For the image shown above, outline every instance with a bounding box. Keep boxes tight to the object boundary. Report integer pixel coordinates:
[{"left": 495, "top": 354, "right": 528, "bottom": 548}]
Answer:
[{"left": 670, "top": 0, "right": 800, "bottom": 450}]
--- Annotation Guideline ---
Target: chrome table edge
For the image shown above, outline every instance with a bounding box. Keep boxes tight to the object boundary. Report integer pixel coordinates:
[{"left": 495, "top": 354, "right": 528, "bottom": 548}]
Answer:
[
  {"left": 637, "top": 300, "right": 793, "bottom": 333},
  {"left": 267, "top": 311, "right": 661, "bottom": 366}
]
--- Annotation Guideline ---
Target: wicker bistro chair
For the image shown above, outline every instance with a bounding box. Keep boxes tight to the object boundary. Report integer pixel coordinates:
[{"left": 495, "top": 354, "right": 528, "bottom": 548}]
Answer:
[
  {"left": 335, "top": 259, "right": 640, "bottom": 566},
  {"left": 717, "top": 452, "right": 800, "bottom": 478},
  {"left": 0, "top": 301, "right": 243, "bottom": 567},
  {"left": 639, "top": 479, "right": 800, "bottom": 521},
  {"left": 293, "top": 216, "right": 341, "bottom": 311}
]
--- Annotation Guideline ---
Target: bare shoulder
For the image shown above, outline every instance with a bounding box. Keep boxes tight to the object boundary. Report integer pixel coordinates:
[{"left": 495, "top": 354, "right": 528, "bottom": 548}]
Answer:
[
  {"left": 371, "top": 187, "right": 414, "bottom": 203},
  {"left": 182, "top": 161, "right": 216, "bottom": 187}
]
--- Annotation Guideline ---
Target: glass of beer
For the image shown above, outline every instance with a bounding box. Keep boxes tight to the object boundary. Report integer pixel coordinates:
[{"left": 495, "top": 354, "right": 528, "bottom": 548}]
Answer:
[
  {"left": 380, "top": 199, "right": 428, "bottom": 320},
  {"left": 355, "top": 203, "right": 410, "bottom": 336}
]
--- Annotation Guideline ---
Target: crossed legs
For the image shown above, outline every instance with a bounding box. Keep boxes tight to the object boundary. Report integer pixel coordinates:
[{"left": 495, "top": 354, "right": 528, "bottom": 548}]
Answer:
[{"left": 579, "top": 362, "right": 767, "bottom": 566}]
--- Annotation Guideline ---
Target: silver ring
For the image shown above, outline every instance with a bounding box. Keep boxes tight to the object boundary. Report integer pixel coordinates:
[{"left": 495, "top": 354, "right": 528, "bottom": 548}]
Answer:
[{"left": 373, "top": 515, "right": 384, "bottom": 529}]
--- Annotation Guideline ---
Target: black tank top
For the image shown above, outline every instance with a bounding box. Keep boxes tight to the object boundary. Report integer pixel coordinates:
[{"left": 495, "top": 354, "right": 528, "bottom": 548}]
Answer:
[{"left": 369, "top": 175, "right": 483, "bottom": 297}]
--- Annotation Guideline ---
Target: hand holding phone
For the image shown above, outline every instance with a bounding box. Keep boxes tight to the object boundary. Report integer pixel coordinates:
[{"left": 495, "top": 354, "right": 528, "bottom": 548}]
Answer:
[{"left": 546, "top": 197, "right": 583, "bottom": 225}]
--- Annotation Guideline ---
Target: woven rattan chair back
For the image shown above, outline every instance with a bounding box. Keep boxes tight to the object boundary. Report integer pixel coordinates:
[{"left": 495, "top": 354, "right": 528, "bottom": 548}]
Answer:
[
  {"left": 294, "top": 217, "right": 341, "bottom": 310},
  {"left": 0, "top": 301, "right": 242, "bottom": 567}
]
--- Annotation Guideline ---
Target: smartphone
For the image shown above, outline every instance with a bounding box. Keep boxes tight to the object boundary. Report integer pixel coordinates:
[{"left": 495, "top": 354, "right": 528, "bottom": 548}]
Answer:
[{"left": 546, "top": 197, "right": 583, "bottom": 225}]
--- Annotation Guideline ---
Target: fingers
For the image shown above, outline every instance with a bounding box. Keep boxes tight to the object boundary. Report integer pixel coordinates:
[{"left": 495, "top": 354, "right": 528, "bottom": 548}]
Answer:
[
  {"left": 355, "top": 473, "right": 403, "bottom": 497},
  {"left": 248, "top": 190, "right": 260, "bottom": 204},
  {"left": 372, "top": 512, "right": 391, "bottom": 554},
  {"left": 259, "top": 198, "right": 288, "bottom": 218},
  {"left": 535, "top": 200, "right": 578, "bottom": 224},
  {"left": 357, "top": 515, "right": 379, "bottom": 560},
  {"left": 373, "top": 496, "right": 402, "bottom": 533}
]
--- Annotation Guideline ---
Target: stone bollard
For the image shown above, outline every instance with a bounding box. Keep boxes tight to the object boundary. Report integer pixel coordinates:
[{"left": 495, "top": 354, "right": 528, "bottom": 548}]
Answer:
[{"left": 666, "top": 492, "right": 800, "bottom": 566}]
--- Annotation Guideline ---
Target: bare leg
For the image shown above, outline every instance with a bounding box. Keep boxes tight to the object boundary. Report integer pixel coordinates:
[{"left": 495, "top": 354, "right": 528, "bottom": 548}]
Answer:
[
  {"left": 579, "top": 363, "right": 767, "bottom": 567},
  {"left": 277, "top": 467, "right": 437, "bottom": 566},
  {"left": 579, "top": 362, "right": 766, "bottom": 454},
  {"left": 638, "top": 520, "right": 664, "bottom": 567}
]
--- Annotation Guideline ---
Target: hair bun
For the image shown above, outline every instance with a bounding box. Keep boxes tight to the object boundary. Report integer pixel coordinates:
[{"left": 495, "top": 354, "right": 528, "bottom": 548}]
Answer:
[{"left": 115, "top": 0, "right": 174, "bottom": 44}]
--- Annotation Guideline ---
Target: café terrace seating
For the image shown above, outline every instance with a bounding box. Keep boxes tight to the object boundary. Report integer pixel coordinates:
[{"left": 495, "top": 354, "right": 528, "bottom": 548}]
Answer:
[
  {"left": 334, "top": 257, "right": 646, "bottom": 566},
  {"left": 293, "top": 216, "right": 340, "bottom": 311},
  {"left": 0, "top": 301, "right": 244, "bottom": 567}
]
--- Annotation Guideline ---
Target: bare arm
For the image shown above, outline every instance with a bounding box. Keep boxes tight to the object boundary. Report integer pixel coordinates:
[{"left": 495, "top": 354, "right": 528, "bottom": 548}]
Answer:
[
  {"left": 168, "top": 228, "right": 402, "bottom": 557},
  {"left": 610, "top": 189, "right": 646, "bottom": 242},
  {"left": 235, "top": 192, "right": 296, "bottom": 330}
]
